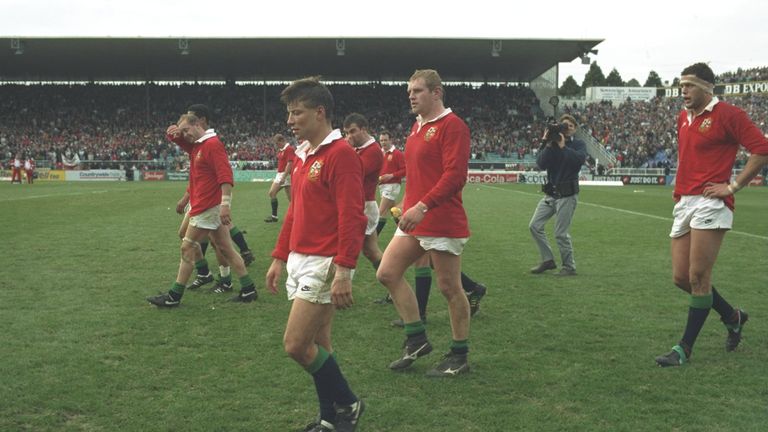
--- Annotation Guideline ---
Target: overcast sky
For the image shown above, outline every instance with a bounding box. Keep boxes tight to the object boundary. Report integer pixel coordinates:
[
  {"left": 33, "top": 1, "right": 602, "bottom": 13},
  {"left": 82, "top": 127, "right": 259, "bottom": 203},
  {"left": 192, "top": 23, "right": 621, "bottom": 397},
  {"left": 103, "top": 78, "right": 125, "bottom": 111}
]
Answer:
[{"left": 3, "top": 0, "right": 766, "bottom": 86}]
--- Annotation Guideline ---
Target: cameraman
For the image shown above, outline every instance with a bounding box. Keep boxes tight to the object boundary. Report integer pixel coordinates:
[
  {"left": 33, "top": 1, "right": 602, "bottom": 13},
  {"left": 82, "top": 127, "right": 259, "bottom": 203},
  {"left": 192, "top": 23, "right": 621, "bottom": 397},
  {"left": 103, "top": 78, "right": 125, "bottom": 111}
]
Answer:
[{"left": 528, "top": 114, "right": 587, "bottom": 276}]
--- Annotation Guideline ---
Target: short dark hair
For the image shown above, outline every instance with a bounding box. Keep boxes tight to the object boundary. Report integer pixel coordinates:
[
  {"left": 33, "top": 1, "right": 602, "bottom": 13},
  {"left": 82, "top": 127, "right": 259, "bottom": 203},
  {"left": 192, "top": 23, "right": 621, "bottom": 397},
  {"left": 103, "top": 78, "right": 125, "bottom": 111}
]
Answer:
[
  {"left": 280, "top": 77, "right": 334, "bottom": 122},
  {"left": 379, "top": 130, "right": 391, "bottom": 138},
  {"left": 343, "top": 112, "right": 369, "bottom": 129},
  {"left": 681, "top": 63, "right": 715, "bottom": 85},
  {"left": 187, "top": 104, "right": 212, "bottom": 122}
]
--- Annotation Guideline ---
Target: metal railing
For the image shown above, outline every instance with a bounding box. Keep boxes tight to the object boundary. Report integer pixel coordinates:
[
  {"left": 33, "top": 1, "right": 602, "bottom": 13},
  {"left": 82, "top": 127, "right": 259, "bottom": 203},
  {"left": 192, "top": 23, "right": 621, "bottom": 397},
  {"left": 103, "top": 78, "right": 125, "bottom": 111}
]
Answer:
[{"left": 575, "top": 128, "right": 617, "bottom": 167}]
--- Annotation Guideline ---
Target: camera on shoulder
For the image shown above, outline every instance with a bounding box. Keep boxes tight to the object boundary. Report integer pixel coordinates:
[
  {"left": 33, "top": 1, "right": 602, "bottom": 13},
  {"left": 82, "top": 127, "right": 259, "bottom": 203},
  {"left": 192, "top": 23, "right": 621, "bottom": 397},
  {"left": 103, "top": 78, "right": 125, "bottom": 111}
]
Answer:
[{"left": 546, "top": 122, "right": 569, "bottom": 145}]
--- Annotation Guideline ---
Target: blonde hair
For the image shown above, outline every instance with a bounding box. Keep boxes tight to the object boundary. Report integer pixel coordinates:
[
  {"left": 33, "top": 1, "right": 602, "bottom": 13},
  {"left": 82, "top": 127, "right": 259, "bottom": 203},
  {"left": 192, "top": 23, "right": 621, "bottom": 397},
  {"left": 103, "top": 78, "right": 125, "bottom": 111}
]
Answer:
[
  {"left": 409, "top": 69, "right": 444, "bottom": 99},
  {"left": 177, "top": 113, "right": 200, "bottom": 126}
]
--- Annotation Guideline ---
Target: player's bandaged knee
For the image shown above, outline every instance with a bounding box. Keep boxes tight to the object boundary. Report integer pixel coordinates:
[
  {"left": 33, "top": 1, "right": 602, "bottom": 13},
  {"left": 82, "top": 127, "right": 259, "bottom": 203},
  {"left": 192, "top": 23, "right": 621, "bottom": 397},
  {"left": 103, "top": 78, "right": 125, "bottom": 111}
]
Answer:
[{"left": 181, "top": 237, "right": 201, "bottom": 263}]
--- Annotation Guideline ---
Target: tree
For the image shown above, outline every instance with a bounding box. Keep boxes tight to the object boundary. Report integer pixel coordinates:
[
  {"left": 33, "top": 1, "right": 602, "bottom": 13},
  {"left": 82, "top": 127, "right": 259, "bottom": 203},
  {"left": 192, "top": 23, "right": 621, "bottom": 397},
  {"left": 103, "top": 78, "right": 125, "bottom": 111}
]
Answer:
[
  {"left": 606, "top": 68, "right": 624, "bottom": 87},
  {"left": 671, "top": 77, "right": 680, "bottom": 87},
  {"left": 626, "top": 78, "right": 641, "bottom": 87},
  {"left": 644, "top": 70, "right": 663, "bottom": 87},
  {"left": 559, "top": 75, "right": 581, "bottom": 97},
  {"left": 581, "top": 62, "right": 606, "bottom": 89}
]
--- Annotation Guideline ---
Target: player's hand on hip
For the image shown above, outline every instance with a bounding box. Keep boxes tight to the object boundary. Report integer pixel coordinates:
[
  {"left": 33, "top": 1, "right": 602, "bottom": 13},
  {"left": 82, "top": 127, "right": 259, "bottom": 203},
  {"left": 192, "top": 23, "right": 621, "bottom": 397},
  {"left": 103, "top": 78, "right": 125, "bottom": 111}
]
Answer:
[{"left": 702, "top": 182, "right": 731, "bottom": 198}]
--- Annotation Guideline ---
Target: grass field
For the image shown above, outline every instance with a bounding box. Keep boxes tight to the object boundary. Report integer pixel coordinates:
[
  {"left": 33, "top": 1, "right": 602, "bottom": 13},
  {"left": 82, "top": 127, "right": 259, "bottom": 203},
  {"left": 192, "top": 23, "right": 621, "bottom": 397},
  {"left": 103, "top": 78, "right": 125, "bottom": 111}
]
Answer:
[{"left": 1, "top": 180, "right": 767, "bottom": 431}]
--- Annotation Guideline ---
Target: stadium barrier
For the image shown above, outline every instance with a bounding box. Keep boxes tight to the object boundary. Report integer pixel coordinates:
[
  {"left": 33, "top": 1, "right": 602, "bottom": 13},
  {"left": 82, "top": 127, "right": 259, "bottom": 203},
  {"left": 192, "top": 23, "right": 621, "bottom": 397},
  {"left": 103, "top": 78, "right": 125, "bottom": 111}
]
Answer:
[
  {"left": 26, "top": 169, "right": 279, "bottom": 182},
  {"left": 65, "top": 169, "right": 126, "bottom": 181}
]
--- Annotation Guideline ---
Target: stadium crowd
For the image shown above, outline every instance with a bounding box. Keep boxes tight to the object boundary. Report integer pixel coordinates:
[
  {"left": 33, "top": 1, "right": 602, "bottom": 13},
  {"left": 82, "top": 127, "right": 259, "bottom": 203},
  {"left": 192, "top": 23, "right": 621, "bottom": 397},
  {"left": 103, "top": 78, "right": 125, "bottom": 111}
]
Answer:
[
  {"left": 1, "top": 67, "right": 766, "bottom": 171},
  {"left": 0, "top": 83, "right": 543, "bottom": 170},
  {"left": 718, "top": 66, "right": 768, "bottom": 83},
  {"left": 561, "top": 91, "right": 768, "bottom": 169}
]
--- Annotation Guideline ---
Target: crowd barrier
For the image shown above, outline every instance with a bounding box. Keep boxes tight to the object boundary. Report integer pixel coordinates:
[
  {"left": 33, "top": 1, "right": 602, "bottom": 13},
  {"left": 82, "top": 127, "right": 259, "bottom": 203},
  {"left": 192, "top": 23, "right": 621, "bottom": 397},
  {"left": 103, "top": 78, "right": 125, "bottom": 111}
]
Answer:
[{"left": 3, "top": 169, "right": 764, "bottom": 187}]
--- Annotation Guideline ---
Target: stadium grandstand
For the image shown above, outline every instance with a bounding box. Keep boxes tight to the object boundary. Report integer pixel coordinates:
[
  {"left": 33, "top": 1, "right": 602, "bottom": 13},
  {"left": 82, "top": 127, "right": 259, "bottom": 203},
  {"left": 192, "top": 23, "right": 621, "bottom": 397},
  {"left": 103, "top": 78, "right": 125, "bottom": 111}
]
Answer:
[{"left": 1, "top": 37, "right": 767, "bottom": 179}]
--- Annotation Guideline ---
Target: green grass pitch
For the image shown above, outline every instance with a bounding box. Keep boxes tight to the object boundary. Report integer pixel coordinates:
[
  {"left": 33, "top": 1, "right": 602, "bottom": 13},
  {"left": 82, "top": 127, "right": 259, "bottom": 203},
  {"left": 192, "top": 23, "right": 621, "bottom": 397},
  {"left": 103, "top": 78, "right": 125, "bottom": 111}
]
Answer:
[{"left": 1, "top": 181, "right": 766, "bottom": 431}]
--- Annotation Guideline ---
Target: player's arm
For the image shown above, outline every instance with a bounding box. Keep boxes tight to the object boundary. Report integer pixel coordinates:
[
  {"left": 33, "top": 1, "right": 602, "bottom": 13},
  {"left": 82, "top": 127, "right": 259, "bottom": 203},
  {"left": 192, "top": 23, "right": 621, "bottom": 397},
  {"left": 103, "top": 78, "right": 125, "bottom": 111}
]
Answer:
[
  {"left": 704, "top": 153, "right": 768, "bottom": 198},
  {"left": 704, "top": 110, "right": 768, "bottom": 198},
  {"left": 419, "top": 120, "right": 470, "bottom": 210},
  {"left": 176, "top": 190, "right": 190, "bottom": 214},
  {"left": 392, "top": 152, "right": 407, "bottom": 179},
  {"left": 266, "top": 259, "right": 283, "bottom": 295},
  {"left": 330, "top": 150, "right": 366, "bottom": 309},
  {"left": 206, "top": 141, "right": 235, "bottom": 224},
  {"left": 219, "top": 183, "right": 233, "bottom": 225},
  {"left": 166, "top": 124, "right": 189, "bottom": 147},
  {"left": 267, "top": 196, "right": 295, "bottom": 295}
]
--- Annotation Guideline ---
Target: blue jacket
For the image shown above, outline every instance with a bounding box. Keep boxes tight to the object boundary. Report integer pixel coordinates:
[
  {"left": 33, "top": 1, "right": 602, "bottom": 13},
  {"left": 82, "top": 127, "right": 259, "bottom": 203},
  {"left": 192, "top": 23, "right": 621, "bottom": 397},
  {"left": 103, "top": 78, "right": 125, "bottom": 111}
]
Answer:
[{"left": 536, "top": 136, "right": 587, "bottom": 184}]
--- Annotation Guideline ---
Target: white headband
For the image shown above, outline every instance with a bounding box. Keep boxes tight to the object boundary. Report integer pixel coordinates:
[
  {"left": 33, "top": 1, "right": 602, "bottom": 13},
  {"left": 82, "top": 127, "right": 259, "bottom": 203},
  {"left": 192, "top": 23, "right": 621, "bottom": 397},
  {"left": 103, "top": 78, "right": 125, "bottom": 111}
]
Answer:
[{"left": 680, "top": 74, "right": 715, "bottom": 94}]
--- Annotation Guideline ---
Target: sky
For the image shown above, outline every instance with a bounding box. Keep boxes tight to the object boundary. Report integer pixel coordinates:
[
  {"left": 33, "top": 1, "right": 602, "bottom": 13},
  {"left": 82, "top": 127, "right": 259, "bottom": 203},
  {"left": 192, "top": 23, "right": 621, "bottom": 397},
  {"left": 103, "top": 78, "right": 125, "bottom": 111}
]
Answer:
[{"left": 3, "top": 0, "right": 767, "bottom": 86}]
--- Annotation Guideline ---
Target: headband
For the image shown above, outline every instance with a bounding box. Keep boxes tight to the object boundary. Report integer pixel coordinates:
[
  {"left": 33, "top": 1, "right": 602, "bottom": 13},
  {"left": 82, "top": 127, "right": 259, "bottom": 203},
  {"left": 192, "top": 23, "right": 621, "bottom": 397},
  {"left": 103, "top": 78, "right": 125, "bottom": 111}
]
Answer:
[{"left": 680, "top": 74, "right": 714, "bottom": 94}]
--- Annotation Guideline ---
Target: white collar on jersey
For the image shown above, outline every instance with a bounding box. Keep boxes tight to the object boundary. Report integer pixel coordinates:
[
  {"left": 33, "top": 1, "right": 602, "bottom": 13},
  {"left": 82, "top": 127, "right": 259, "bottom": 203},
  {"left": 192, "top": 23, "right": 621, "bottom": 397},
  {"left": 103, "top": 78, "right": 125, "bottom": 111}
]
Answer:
[
  {"left": 195, "top": 129, "right": 217, "bottom": 143},
  {"left": 686, "top": 97, "right": 719, "bottom": 123},
  {"left": 356, "top": 137, "right": 376, "bottom": 150},
  {"left": 416, "top": 108, "right": 452, "bottom": 132},
  {"left": 296, "top": 129, "right": 342, "bottom": 161}
]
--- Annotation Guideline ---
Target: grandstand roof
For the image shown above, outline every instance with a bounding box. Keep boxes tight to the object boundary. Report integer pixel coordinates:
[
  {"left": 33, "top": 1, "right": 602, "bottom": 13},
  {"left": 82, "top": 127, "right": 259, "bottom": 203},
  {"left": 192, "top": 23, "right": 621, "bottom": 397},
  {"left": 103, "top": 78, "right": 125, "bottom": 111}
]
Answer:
[{"left": 0, "top": 37, "right": 602, "bottom": 82}]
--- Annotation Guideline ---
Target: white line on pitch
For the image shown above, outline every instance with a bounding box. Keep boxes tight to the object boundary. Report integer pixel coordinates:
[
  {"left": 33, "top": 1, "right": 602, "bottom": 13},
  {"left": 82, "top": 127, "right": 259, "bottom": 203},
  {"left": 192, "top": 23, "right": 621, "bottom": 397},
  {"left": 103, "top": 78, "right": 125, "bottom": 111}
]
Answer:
[
  {"left": 0, "top": 189, "right": 109, "bottom": 202},
  {"left": 480, "top": 184, "right": 768, "bottom": 241}
]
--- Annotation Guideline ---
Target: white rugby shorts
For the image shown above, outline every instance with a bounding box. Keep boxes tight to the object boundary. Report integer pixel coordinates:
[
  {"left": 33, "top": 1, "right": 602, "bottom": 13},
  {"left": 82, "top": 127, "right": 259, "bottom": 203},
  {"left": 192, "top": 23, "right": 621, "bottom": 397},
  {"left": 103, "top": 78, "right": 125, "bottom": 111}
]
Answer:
[
  {"left": 364, "top": 201, "right": 379, "bottom": 235},
  {"left": 669, "top": 195, "right": 733, "bottom": 238},
  {"left": 378, "top": 183, "right": 401, "bottom": 201},
  {"left": 189, "top": 205, "right": 222, "bottom": 230},
  {"left": 273, "top": 171, "right": 291, "bottom": 186},
  {"left": 285, "top": 252, "right": 355, "bottom": 304},
  {"left": 394, "top": 228, "right": 468, "bottom": 256}
]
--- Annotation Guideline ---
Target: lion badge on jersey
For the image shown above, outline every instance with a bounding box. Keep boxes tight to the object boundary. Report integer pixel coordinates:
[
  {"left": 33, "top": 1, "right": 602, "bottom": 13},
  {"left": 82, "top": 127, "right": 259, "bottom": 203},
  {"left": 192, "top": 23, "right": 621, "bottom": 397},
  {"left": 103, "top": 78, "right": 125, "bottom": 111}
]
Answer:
[
  {"left": 308, "top": 160, "right": 324, "bottom": 182},
  {"left": 699, "top": 118, "right": 712, "bottom": 133},
  {"left": 424, "top": 126, "right": 437, "bottom": 142}
]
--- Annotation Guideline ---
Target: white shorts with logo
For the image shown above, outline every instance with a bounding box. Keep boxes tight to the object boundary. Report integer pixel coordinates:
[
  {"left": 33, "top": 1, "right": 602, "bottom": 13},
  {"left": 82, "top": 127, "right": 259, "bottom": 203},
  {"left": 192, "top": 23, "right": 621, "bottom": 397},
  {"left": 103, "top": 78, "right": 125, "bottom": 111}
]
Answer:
[
  {"left": 394, "top": 228, "right": 468, "bottom": 256},
  {"left": 364, "top": 201, "right": 379, "bottom": 235},
  {"left": 669, "top": 195, "right": 733, "bottom": 238},
  {"left": 189, "top": 205, "right": 222, "bottom": 231},
  {"left": 285, "top": 252, "right": 355, "bottom": 304},
  {"left": 378, "top": 183, "right": 401, "bottom": 201},
  {"left": 273, "top": 171, "right": 291, "bottom": 187}
]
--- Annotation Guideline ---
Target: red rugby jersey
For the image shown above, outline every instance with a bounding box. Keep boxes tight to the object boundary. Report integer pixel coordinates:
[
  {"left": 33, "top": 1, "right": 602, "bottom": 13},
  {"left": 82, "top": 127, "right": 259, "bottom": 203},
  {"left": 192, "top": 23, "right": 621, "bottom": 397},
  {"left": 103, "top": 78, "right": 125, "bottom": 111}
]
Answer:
[
  {"left": 404, "top": 109, "right": 470, "bottom": 238},
  {"left": 356, "top": 138, "right": 383, "bottom": 201},
  {"left": 277, "top": 143, "right": 295, "bottom": 173},
  {"left": 272, "top": 130, "right": 366, "bottom": 269},
  {"left": 380, "top": 147, "right": 406, "bottom": 184},
  {"left": 169, "top": 131, "right": 233, "bottom": 216},
  {"left": 675, "top": 99, "right": 768, "bottom": 210}
]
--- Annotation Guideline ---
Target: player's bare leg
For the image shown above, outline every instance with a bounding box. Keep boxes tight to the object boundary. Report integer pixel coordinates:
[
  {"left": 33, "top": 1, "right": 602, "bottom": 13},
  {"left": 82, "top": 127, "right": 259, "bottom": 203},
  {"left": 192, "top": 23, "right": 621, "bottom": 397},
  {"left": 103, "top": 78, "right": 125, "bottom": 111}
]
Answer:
[{"left": 209, "top": 223, "right": 257, "bottom": 302}]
